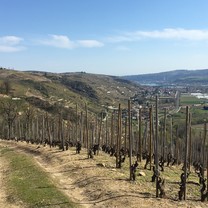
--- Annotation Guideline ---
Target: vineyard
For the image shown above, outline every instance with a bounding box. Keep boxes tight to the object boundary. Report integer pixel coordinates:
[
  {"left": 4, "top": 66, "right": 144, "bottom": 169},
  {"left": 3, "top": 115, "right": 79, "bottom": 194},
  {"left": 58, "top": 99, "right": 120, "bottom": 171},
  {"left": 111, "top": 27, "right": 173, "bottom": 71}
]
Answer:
[
  {"left": 0, "top": 138, "right": 207, "bottom": 208},
  {"left": 0, "top": 95, "right": 208, "bottom": 207},
  {"left": 0, "top": 69, "right": 208, "bottom": 207}
]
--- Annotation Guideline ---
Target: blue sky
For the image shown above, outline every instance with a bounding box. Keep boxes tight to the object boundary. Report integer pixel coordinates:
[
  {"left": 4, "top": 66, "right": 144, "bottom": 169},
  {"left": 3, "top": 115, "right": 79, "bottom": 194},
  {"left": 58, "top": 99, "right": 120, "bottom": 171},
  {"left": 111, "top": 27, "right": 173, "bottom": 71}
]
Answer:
[{"left": 1, "top": 0, "right": 208, "bottom": 75}]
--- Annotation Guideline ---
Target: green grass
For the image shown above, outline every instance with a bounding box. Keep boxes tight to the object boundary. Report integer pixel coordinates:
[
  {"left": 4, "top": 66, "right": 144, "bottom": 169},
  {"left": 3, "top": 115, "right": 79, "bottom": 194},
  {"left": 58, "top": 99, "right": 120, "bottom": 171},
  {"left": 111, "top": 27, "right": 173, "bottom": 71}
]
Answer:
[
  {"left": 180, "top": 95, "right": 207, "bottom": 105},
  {"left": 0, "top": 147, "right": 78, "bottom": 208},
  {"left": 171, "top": 104, "right": 208, "bottom": 129},
  {"left": 180, "top": 95, "right": 200, "bottom": 105}
]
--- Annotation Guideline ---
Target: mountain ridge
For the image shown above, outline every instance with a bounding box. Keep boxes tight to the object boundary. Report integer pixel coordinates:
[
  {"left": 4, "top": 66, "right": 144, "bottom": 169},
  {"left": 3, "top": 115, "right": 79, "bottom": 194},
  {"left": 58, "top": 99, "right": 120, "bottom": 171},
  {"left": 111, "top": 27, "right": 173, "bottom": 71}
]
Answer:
[{"left": 122, "top": 69, "right": 208, "bottom": 85}]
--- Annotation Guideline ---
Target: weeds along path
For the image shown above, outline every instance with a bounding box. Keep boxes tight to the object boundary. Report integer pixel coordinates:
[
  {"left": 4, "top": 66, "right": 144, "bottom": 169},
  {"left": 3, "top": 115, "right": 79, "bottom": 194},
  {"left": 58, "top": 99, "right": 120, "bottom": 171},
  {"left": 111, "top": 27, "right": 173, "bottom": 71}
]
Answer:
[
  {"left": 0, "top": 148, "right": 25, "bottom": 208},
  {"left": 1, "top": 140, "right": 208, "bottom": 208}
]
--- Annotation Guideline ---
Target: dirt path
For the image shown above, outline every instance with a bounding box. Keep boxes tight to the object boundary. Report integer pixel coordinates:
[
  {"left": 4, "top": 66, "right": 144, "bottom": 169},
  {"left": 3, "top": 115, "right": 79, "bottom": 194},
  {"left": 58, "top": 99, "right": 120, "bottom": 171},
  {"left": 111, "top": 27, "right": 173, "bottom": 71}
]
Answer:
[
  {"left": 0, "top": 148, "right": 25, "bottom": 208},
  {"left": 1, "top": 140, "right": 208, "bottom": 208}
]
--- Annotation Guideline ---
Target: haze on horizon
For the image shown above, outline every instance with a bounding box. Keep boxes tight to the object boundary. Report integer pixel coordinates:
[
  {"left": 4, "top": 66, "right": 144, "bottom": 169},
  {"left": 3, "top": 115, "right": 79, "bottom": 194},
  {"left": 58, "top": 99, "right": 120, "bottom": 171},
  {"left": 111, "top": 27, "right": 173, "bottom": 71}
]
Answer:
[{"left": 1, "top": 0, "right": 208, "bottom": 76}]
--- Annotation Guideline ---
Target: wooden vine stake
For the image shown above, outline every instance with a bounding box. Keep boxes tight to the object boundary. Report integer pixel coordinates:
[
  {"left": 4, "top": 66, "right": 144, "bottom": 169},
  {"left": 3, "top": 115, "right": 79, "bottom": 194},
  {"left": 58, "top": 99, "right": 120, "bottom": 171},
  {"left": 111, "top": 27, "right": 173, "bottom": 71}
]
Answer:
[
  {"left": 170, "top": 116, "right": 173, "bottom": 157},
  {"left": 85, "top": 103, "right": 89, "bottom": 152},
  {"left": 184, "top": 106, "right": 189, "bottom": 200},
  {"left": 80, "top": 111, "right": 83, "bottom": 144},
  {"left": 97, "top": 112, "right": 103, "bottom": 155},
  {"left": 128, "top": 99, "right": 132, "bottom": 180},
  {"left": 149, "top": 106, "right": 152, "bottom": 170},
  {"left": 163, "top": 108, "right": 167, "bottom": 160},
  {"left": 105, "top": 111, "right": 108, "bottom": 145},
  {"left": 124, "top": 117, "right": 127, "bottom": 155},
  {"left": 45, "top": 113, "right": 52, "bottom": 148},
  {"left": 138, "top": 108, "right": 142, "bottom": 162},
  {"left": 155, "top": 96, "right": 159, "bottom": 197},
  {"left": 116, "top": 104, "right": 121, "bottom": 168},
  {"left": 188, "top": 112, "right": 192, "bottom": 172},
  {"left": 202, "top": 122, "right": 207, "bottom": 178},
  {"left": 175, "top": 126, "right": 179, "bottom": 165},
  {"left": 75, "top": 103, "right": 78, "bottom": 142},
  {"left": 110, "top": 112, "right": 114, "bottom": 147}
]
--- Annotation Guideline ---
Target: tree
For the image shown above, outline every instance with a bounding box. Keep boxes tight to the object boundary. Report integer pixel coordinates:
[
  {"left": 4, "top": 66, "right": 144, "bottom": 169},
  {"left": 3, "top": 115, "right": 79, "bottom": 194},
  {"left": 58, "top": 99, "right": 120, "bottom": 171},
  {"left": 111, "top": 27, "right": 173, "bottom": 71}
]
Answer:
[
  {"left": 3, "top": 79, "right": 12, "bottom": 95},
  {"left": 0, "top": 99, "right": 19, "bottom": 139},
  {"left": 23, "top": 105, "right": 36, "bottom": 141}
]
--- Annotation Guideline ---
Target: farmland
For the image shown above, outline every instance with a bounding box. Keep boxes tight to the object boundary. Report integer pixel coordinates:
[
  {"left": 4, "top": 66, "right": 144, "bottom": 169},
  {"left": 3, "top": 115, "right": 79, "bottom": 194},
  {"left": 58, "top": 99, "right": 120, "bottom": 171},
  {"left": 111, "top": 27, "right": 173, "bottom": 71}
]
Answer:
[
  {"left": 0, "top": 140, "right": 208, "bottom": 208},
  {"left": 0, "top": 68, "right": 208, "bottom": 207}
]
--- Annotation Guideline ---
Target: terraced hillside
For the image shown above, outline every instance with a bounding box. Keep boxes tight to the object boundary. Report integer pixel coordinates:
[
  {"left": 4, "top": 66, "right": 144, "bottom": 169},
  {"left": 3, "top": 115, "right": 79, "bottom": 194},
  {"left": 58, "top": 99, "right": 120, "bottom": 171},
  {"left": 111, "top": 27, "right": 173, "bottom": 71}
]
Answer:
[{"left": 0, "top": 68, "right": 141, "bottom": 116}]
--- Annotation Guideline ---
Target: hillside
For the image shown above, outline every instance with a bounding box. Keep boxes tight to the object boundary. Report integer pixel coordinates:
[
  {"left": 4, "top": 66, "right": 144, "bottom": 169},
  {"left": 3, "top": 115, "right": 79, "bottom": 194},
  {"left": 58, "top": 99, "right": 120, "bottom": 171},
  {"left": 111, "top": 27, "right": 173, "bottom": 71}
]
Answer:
[
  {"left": 0, "top": 68, "right": 141, "bottom": 117},
  {"left": 1, "top": 140, "right": 208, "bottom": 208},
  {"left": 122, "top": 69, "right": 208, "bottom": 86}
]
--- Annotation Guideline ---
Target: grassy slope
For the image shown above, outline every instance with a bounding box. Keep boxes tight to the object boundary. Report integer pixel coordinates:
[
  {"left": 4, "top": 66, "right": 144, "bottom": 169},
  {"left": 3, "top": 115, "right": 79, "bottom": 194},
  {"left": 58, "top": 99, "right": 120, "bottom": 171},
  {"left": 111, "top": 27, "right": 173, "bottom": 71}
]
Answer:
[
  {"left": 0, "top": 147, "right": 79, "bottom": 208},
  {"left": 1, "top": 141, "right": 205, "bottom": 207},
  {"left": 0, "top": 69, "right": 140, "bottom": 115}
]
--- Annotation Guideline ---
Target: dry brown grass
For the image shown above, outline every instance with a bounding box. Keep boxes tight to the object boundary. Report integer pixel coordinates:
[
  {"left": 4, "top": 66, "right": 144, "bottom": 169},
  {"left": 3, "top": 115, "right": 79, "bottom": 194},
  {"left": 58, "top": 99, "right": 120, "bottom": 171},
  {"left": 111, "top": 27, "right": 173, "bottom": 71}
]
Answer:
[{"left": 0, "top": 140, "right": 208, "bottom": 208}]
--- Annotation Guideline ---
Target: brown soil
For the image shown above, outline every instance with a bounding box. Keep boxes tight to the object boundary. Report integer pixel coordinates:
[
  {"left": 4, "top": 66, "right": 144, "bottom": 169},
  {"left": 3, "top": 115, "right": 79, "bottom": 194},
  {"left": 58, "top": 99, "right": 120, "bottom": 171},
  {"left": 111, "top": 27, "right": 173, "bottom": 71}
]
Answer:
[{"left": 0, "top": 140, "right": 207, "bottom": 208}]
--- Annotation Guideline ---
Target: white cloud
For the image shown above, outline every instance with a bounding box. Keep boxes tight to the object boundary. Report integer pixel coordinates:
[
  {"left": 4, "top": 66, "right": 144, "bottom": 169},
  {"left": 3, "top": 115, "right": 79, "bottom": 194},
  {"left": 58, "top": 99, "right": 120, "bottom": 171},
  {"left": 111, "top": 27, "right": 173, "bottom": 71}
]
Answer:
[
  {"left": 77, "top": 40, "right": 104, "bottom": 48},
  {"left": 108, "top": 28, "right": 208, "bottom": 42},
  {"left": 39, "top": 35, "right": 104, "bottom": 49},
  {"left": 0, "top": 45, "right": 25, "bottom": 52},
  {"left": 0, "top": 36, "right": 25, "bottom": 52},
  {"left": 40, "top": 35, "right": 75, "bottom": 49},
  {"left": 0, "top": 36, "right": 23, "bottom": 45}
]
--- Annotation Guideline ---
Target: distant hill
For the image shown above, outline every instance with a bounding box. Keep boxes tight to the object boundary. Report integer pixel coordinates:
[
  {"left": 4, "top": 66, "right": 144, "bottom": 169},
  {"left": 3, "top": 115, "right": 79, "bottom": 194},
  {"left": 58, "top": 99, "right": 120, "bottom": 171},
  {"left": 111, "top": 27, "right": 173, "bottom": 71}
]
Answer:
[
  {"left": 0, "top": 67, "right": 141, "bottom": 118},
  {"left": 122, "top": 69, "right": 208, "bottom": 85}
]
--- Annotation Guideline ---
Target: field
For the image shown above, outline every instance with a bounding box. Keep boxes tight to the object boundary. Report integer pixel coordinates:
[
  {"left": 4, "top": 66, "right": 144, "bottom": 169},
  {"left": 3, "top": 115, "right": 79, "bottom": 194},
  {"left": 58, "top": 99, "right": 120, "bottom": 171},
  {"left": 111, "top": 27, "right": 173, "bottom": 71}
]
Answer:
[
  {"left": 180, "top": 94, "right": 208, "bottom": 105},
  {"left": 0, "top": 140, "right": 208, "bottom": 208}
]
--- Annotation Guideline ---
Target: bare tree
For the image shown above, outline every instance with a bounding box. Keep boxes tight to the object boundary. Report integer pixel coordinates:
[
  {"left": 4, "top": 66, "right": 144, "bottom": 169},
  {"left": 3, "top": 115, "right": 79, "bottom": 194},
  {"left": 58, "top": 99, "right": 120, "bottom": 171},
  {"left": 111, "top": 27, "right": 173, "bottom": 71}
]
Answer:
[
  {"left": 0, "top": 99, "right": 19, "bottom": 139},
  {"left": 23, "top": 105, "right": 36, "bottom": 142},
  {"left": 1, "top": 79, "right": 12, "bottom": 95}
]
